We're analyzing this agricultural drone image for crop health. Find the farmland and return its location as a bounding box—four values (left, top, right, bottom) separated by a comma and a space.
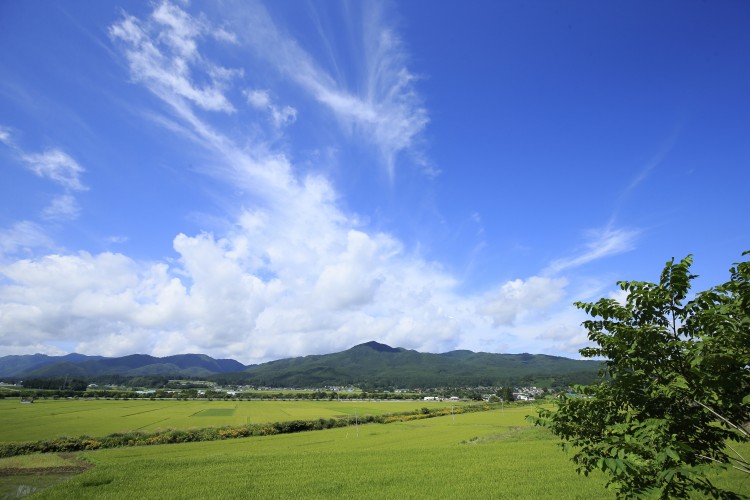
3, 402, 616, 499
1, 400, 747, 499
0, 399, 462, 443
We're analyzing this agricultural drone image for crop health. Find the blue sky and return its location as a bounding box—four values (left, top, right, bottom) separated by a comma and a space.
1, 1, 748, 364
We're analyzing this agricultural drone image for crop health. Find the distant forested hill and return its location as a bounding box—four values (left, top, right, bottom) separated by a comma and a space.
224, 341, 601, 388
1, 341, 601, 388
0, 353, 244, 378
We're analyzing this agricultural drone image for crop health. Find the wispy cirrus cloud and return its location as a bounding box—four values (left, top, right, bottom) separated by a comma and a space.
545, 226, 639, 275
0, 221, 54, 257
109, 1, 241, 113
0, 1, 457, 362
41, 194, 81, 221
609, 124, 683, 226
0, 129, 87, 225
229, 1, 429, 178
0, 1, 604, 363
0, 3, 455, 362
21, 149, 87, 192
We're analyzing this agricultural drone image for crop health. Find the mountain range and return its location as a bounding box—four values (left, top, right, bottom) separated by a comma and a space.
0, 341, 602, 388
0, 353, 244, 379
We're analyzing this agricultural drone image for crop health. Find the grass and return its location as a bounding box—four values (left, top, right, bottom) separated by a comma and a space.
190, 408, 236, 417
34, 408, 618, 499
3, 400, 747, 499
0, 398, 462, 442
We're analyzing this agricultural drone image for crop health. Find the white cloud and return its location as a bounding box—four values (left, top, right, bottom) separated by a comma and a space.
151, 0, 202, 60
42, 194, 81, 221
0, 128, 10, 145
245, 89, 270, 108
479, 276, 567, 326
244, 88, 297, 128
109, 2, 240, 113
313, 230, 382, 310
545, 227, 639, 275
231, 1, 428, 178
21, 149, 86, 191
213, 27, 238, 45
608, 287, 629, 305
524, 308, 592, 355
0, 221, 54, 257
0, 211, 597, 362
3, 133, 88, 234
0, 213, 472, 361
74, 329, 155, 358
0, 2, 599, 363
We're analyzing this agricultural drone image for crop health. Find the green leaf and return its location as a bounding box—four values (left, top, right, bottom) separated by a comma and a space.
539, 251, 750, 498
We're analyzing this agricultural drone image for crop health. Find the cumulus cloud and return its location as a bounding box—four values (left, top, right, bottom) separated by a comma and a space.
479, 276, 567, 326
0, 216, 594, 362
0, 211, 478, 362
524, 308, 592, 354
608, 287, 629, 305
0, 2, 597, 363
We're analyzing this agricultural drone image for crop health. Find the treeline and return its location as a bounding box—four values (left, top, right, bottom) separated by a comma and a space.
0, 375, 173, 390
207, 372, 597, 391
0, 403, 499, 458
21, 378, 88, 391
1, 371, 590, 394
1, 387, 535, 401
1, 389, 445, 401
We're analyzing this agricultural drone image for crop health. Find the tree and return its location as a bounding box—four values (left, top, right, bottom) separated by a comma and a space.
497, 386, 515, 402
532, 253, 750, 498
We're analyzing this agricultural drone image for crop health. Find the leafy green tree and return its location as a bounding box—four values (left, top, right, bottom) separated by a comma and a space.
497, 386, 515, 402
532, 253, 750, 498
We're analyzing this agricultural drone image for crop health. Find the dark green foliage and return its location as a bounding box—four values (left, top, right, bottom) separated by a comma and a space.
0, 353, 105, 377
22, 378, 88, 391
496, 387, 515, 401
0, 354, 245, 379
235, 342, 601, 388
532, 253, 750, 498
2, 343, 600, 389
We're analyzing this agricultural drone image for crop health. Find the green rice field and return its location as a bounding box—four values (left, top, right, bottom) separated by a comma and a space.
8, 406, 618, 499
1, 400, 747, 499
0, 399, 459, 442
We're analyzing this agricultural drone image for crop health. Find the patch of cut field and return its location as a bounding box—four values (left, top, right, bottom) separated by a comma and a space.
0, 453, 91, 499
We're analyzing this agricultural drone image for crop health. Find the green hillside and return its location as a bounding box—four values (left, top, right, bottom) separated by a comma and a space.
2, 342, 602, 388
233, 341, 601, 388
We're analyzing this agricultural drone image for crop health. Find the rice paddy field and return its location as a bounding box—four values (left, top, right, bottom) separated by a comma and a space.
0, 398, 457, 442
1, 400, 748, 499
